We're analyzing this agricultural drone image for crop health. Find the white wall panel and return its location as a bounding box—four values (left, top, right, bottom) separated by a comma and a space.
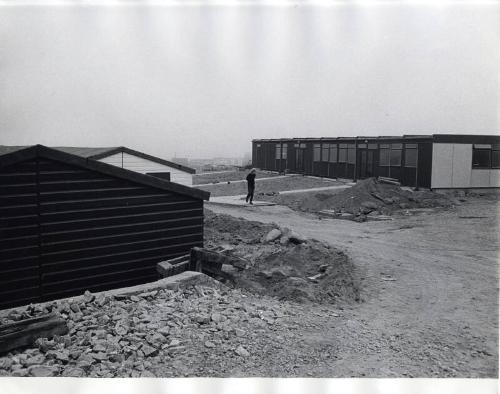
431, 144, 453, 188
98, 152, 193, 186
451, 144, 472, 187
490, 170, 500, 187
470, 169, 490, 187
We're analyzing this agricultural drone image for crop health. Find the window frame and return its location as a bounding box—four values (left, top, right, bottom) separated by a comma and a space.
404, 144, 418, 168
313, 143, 321, 162
472, 144, 500, 169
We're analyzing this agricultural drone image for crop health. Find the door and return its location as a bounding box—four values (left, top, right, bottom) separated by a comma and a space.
358, 150, 375, 179
295, 149, 305, 173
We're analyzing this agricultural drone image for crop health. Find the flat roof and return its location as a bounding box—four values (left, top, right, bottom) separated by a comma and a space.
253, 134, 499, 143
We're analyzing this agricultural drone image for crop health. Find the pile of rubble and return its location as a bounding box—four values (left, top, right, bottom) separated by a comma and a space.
0, 285, 300, 377
266, 178, 456, 221
204, 210, 360, 303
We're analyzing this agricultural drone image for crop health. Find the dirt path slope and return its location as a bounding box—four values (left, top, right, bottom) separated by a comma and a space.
206, 198, 499, 377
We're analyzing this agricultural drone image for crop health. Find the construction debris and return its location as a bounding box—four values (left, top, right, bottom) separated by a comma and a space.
0, 314, 68, 355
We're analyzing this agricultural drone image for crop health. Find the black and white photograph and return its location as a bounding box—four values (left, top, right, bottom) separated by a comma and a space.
0, 0, 498, 392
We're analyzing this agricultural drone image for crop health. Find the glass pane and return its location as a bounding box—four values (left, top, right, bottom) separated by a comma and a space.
391, 143, 403, 149
380, 144, 390, 149
405, 143, 417, 149
492, 150, 500, 168
368, 144, 378, 149
405, 148, 417, 167
322, 147, 329, 162
282, 146, 287, 159
474, 144, 492, 149
338, 148, 347, 163
347, 148, 356, 164
358, 144, 367, 148
339, 143, 348, 148
329, 146, 337, 162
380, 149, 390, 166
390, 149, 402, 166
313, 145, 321, 162
472, 149, 491, 167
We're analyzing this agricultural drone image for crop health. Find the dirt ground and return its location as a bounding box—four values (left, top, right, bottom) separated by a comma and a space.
197, 174, 342, 197
261, 177, 456, 218
207, 196, 499, 377
193, 170, 280, 185
0, 197, 497, 378
204, 210, 361, 304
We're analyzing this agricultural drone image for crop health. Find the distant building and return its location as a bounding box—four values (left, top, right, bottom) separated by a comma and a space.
252, 134, 500, 189
54, 146, 196, 186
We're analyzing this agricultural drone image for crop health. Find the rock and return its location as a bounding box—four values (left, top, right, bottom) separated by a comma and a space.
157, 327, 170, 336
257, 270, 272, 279
264, 229, 282, 243
0, 357, 14, 370
69, 350, 82, 360
279, 236, 290, 245
62, 367, 85, 377
235, 345, 250, 357
383, 198, 394, 205
211, 313, 223, 323
11, 368, 29, 377
28, 365, 58, 377
169, 339, 181, 347
204, 341, 215, 348
231, 257, 248, 270
70, 303, 81, 314
84, 290, 95, 303
97, 315, 110, 325
195, 314, 210, 324
91, 352, 108, 361
148, 333, 167, 345
288, 231, 306, 244
399, 203, 410, 209
141, 344, 158, 357
114, 325, 128, 336
360, 201, 378, 211
54, 350, 70, 362
233, 328, 245, 337
141, 371, 156, 377
93, 343, 107, 352
130, 295, 141, 302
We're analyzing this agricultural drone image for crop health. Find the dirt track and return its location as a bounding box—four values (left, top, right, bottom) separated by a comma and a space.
207, 197, 499, 377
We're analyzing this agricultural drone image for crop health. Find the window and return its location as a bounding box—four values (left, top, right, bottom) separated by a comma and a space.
390, 144, 402, 166
380, 143, 403, 166
404, 144, 418, 168
313, 144, 321, 162
338, 144, 347, 163
282, 145, 287, 160
321, 144, 329, 162
358, 143, 367, 149
275, 144, 281, 159
329, 144, 337, 162
380, 145, 390, 166
368, 143, 378, 149
472, 144, 500, 168
472, 144, 492, 168
347, 144, 356, 164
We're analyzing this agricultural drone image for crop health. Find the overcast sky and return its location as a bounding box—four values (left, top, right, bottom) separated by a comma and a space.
0, 1, 498, 160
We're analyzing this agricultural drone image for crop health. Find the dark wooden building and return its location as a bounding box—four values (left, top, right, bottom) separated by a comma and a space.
252, 134, 500, 189
0, 145, 209, 310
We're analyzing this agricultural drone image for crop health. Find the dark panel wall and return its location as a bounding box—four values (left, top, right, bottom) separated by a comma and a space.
0, 158, 204, 309
0, 161, 41, 309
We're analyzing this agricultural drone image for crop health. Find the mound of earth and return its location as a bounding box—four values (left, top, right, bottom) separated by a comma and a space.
204, 210, 360, 304
267, 178, 455, 218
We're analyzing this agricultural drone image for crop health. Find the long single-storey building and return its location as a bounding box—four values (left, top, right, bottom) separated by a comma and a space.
54, 146, 196, 186
252, 134, 500, 189
0, 145, 209, 310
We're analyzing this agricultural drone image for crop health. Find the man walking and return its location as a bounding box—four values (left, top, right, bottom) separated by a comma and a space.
245, 168, 256, 204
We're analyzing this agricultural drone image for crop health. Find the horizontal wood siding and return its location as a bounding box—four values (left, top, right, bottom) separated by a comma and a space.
0, 161, 41, 309
0, 158, 204, 309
